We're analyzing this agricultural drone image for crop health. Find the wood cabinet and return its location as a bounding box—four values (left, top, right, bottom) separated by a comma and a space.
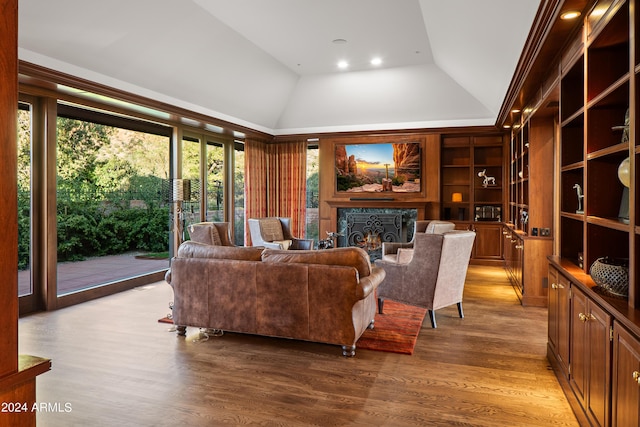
612, 322, 640, 426
504, 0, 640, 424
570, 286, 612, 427
441, 133, 505, 264
502, 224, 551, 306
557, 0, 638, 307
470, 222, 502, 260
548, 265, 571, 378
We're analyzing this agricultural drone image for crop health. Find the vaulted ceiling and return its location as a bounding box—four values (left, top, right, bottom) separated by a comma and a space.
18, 0, 540, 135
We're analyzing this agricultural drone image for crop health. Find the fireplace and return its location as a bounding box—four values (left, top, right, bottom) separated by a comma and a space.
337, 208, 417, 260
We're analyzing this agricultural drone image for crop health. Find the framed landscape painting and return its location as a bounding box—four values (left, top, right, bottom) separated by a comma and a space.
335, 142, 421, 193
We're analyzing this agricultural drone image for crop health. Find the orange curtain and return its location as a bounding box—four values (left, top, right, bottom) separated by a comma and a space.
267, 140, 307, 238
244, 138, 307, 244
244, 138, 269, 245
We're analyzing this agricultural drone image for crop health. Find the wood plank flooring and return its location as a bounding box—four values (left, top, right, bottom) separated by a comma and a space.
18, 265, 578, 426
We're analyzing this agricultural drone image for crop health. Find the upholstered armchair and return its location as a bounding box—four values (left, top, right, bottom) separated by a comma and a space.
248, 217, 314, 250
187, 222, 235, 246
374, 230, 475, 328
380, 220, 456, 262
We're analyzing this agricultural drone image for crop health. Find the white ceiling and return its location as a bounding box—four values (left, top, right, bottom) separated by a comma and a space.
18, 0, 540, 135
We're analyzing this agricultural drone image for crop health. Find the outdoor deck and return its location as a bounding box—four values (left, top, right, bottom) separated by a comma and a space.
18, 254, 169, 297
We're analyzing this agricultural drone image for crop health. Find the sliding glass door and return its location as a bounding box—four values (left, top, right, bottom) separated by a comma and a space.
17, 101, 34, 308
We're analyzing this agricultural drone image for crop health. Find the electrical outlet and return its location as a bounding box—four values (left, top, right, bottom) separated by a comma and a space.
540, 228, 550, 237
531, 228, 538, 236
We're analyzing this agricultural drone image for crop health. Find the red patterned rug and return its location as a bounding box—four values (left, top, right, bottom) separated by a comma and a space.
357, 300, 427, 355
159, 300, 426, 355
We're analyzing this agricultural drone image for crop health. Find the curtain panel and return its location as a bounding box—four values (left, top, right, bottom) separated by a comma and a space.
244, 138, 269, 245
267, 141, 307, 239
244, 139, 307, 244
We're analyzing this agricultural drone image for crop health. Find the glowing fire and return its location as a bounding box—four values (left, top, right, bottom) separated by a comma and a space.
358, 232, 381, 251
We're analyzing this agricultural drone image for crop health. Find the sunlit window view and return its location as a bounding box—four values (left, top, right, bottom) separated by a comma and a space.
17, 103, 32, 298
306, 145, 319, 244
234, 142, 245, 246
55, 113, 171, 296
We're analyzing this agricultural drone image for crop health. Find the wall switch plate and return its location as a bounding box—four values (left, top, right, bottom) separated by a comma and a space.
540, 228, 550, 236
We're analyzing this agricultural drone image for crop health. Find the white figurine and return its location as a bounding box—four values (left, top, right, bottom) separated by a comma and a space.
478, 169, 496, 188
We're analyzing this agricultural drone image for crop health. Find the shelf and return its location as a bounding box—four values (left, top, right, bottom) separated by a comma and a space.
586, 215, 631, 232
441, 133, 504, 234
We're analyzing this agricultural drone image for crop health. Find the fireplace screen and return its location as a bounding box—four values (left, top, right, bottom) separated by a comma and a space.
337, 209, 417, 260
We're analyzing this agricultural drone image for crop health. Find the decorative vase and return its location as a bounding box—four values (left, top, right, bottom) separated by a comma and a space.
589, 257, 629, 298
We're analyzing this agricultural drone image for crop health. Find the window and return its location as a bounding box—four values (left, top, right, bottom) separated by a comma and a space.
306, 144, 319, 243
56, 104, 171, 296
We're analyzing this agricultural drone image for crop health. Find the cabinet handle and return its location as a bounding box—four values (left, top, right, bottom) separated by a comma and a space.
557, 283, 564, 289
551, 283, 557, 289
578, 313, 588, 322
588, 313, 596, 321
633, 371, 640, 381
511, 239, 517, 243
515, 244, 523, 249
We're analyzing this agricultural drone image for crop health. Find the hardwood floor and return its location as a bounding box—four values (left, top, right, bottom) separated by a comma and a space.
18, 265, 578, 426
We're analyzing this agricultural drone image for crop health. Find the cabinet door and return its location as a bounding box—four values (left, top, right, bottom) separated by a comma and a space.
548, 267, 570, 378
556, 273, 571, 377
612, 323, 640, 427
570, 287, 612, 427
472, 223, 502, 259
586, 301, 611, 427
548, 267, 559, 352
571, 288, 589, 405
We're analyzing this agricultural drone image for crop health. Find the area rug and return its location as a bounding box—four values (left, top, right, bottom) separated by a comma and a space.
158, 301, 426, 355
158, 316, 173, 324
357, 300, 427, 355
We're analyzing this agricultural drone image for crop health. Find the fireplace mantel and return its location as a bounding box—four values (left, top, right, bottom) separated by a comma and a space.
323, 199, 437, 243
326, 199, 433, 210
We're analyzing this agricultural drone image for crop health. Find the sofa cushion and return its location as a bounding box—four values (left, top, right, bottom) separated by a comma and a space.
258, 217, 284, 242
261, 246, 371, 277
188, 222, 222, 245
177, 241, 263, 261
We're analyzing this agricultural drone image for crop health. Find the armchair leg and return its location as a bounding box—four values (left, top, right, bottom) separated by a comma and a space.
342, 345, 356, 357
377, 297, 384, 314
457, 302, 464, 319
428, 310, 436, 328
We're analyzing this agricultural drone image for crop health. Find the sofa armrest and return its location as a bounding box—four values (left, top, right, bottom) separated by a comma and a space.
291, 238, 314, 250
356, 266, 386, 299
382, 241, 412, 256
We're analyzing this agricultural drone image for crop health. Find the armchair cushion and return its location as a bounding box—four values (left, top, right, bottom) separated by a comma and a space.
188, 222, 234, 246
396, 248, 414, 264
259, 217, 284, 242
272, 240, 292, 250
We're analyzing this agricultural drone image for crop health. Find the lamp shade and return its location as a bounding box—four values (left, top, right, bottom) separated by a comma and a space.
452, 192, 463, 202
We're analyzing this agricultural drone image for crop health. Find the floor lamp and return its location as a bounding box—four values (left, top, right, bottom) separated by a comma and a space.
171, 179, 191, 256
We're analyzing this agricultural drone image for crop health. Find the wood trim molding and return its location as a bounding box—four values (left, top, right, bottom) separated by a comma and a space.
497, 0, 594, 127
18, 61, 274, 141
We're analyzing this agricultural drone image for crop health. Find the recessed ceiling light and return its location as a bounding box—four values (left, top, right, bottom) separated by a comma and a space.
337, 60, 349, 70
332, 38, 347, 44
560, 10, 581, 20
371, 57, 382, 66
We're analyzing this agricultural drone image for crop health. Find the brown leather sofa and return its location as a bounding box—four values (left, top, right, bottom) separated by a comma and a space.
165, 241, 385, 356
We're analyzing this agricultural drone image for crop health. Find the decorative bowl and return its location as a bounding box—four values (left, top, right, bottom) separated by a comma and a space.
589, 257, 629, 298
